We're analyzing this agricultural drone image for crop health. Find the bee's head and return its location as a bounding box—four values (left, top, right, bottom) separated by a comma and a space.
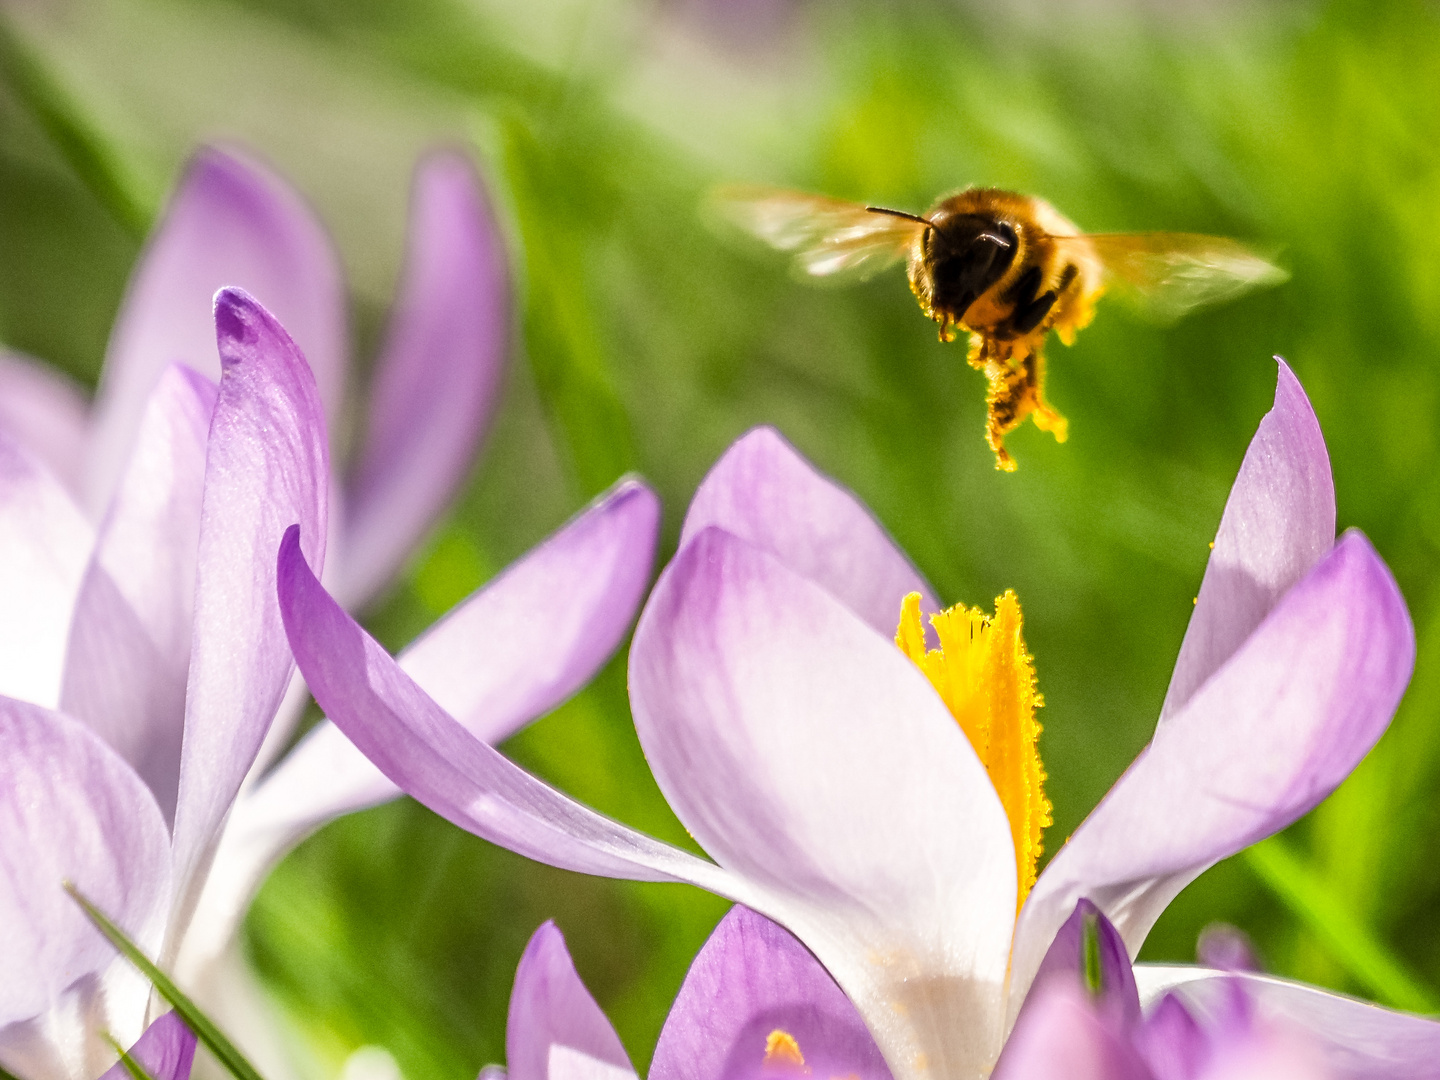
923, 213, 1019, 321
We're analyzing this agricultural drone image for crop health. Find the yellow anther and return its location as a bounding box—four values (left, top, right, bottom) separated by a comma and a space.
896, 591, 1052, 907
764, 1031, 807, 1072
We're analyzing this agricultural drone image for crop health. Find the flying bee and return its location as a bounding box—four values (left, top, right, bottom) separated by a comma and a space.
714, 185, 1286, 471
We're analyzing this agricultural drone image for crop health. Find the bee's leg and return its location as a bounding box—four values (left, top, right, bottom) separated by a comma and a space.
1025, 347, 1069, 444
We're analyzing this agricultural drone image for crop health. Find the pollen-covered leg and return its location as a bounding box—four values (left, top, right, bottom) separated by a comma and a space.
976, 341, 1068, 471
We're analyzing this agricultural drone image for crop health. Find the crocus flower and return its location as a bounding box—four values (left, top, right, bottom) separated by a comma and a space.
993, 901, 1334, 1080
493, 905, 891, 1080
278, 359, 1413, 1080
0, 292, 660, 1080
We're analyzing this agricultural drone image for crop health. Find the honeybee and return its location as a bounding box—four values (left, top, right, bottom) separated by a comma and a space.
715, 186, 1286, 471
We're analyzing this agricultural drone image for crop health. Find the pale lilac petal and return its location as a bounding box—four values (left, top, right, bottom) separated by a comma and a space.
630, 526, 1015, 1080
169, 290, 330, 915
181, 481, 659, 973
98, 1014, 197, 1080
0, 698, 171, 1027
1135, 995, 1209, 1080
61, 365, 216, 826
1155, 973, 1421, 1080
338, 151, 510, 608
506, 922, 631, 1080
86, 146, 346, 517
0, 432, 93, 707
0, 349, 90, 495
1021, 901, 1139, 1029
276, 526, 740, 893
1160, 360, 1334, 723
546, 1048, 636, 1080
1196, 926, 1261, 973
1012, 531, 1413, 1014
678, 427, 937, 636
651, 906, 890, 1080
990, 984, 1150, 1080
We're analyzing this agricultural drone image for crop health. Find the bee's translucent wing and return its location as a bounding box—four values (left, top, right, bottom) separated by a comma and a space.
1059, 232, 1287, 324
711, 185, 926, 282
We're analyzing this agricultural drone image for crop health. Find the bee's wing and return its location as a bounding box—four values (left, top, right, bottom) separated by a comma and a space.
711, 185, 926, 282
1058, 232, 1287, 324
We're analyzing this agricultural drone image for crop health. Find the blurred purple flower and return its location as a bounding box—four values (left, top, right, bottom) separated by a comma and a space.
0, 287, 660, 1080
492, 906, 892, 1080
0, 142, 507, 612
277, 360, 1414, 1080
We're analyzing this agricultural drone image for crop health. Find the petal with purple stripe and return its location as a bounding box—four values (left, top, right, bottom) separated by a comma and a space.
98, 1013, 198, 1080
169, 290, 329, 917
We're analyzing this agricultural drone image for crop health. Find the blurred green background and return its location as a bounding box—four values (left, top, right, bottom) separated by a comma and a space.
4, 0, 1440, 1074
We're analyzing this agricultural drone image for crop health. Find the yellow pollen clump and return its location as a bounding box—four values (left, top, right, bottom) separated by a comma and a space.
895, 590, 1052, 907
763, 1031, 808, 1072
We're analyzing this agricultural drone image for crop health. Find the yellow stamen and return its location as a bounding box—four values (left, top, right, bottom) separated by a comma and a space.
764, 1031, 807, 1072
895, 591, 1051, 907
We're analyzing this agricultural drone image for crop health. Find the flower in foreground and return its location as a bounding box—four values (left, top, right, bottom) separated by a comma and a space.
278, 360, 1413, 1080
494, 906, 890, 1080
0, 293, 659, 1080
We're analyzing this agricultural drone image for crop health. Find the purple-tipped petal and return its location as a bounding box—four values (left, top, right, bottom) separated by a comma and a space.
189, 480, 660, 965
85, 146, 346, 516
339, 151, 510, 608
630, 526, 1015, 1080
0, 349, 90, 496
507, 923, 631, 1080
61, 366, 216, 826
1161, 360, 1335, 723
0, 698, 171, 1027
991, 983, 1150, 1080
651, 906, 891, 1080
1020, 901, 1140, 1030
1134, 995, 1209, 1080
169, 290, 329, 911
276, 525, 740, 892
1196, 925, 1261, 974
679, 428, 938, 636
1161, 972, 1440, 1080
0, 431, 93, 707
1012, 531, 1414, 1014
99, 1014, 197, 1080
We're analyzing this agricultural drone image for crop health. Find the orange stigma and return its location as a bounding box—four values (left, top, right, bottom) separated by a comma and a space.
896, 590, 1051, 907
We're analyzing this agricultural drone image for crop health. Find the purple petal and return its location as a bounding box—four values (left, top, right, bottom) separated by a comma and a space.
1196, 925, 1261, 974
0, 698, 171, 1027
630, 526, 1015, 1080
0, 431, 93, 707
991, 983, 1150, 1080
99, 1014, 197, 1080
679, 427, 937, 636
0, 349, 90, 496
61, 365, 216, 826
506, 922, 631, 1080
1160, 360, 1335, 723
338, 151, 510, 608
1161, 972, 1440, 1080
85, 146, 346, 516
191, 480, 659, 961
1020, 900, 1140, 1029
169, 290, 330, 910
1134, 995, 1209, 1080
276, 525, 738, 891
651, 906, 891, 1080
1012, 531, 1414, 1014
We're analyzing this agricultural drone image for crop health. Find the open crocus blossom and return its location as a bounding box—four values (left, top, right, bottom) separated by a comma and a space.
0, 291, 660, 1080
494, 906, 892, 1080
278, 359, 1414, 1080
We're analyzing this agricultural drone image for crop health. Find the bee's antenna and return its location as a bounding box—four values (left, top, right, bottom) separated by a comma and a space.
866, 206, 933, 227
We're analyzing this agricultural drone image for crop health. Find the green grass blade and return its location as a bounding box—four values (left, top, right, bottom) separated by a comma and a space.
1245, 836, 1440, 1013
0, 1061, 26, 1080
65, 884, 268, 1080
104, 1033, 161, 1080
0, 15, 153, 238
